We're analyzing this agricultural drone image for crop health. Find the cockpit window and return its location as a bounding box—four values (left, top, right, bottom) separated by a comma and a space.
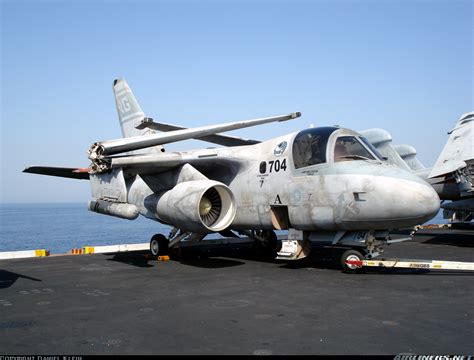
359, 137, 385, 161
334, 136, 376, 162
292, 127, 338, 169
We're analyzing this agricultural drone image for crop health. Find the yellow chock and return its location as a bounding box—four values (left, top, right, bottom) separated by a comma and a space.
83, 246, 95, 254
35, 249, 48, 257
157, 255, 170, 261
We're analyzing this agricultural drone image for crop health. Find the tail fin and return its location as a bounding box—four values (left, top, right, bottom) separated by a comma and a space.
113, 78, 165, 153
113, 78, 153, 138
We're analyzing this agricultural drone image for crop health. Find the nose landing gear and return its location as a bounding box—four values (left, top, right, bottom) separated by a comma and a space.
340, 249, 365, 273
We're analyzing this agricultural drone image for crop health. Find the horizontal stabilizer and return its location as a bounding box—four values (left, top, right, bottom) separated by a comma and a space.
23, 166, 90, 180
89, 112, 301, 159
135, 118, 260, 147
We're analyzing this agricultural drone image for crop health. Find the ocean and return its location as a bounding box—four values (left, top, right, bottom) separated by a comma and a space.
0, 203, 447, 254
0, 203, 171, 254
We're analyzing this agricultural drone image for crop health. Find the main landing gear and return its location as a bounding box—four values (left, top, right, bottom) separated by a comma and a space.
149, 228, 202, 259
149, 234, 169, 257
239, 229, 280, 258
255, 230, 279, 256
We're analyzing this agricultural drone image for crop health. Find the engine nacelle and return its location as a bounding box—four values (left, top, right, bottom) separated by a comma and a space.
154, 180, 236, 233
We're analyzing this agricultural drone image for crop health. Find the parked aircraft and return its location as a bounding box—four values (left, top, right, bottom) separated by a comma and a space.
24, 79, 440, 270
361, 112, 473, 225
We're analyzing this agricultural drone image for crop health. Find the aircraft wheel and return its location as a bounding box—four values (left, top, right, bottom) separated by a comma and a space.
150, 234, 168, 257
259, 230, 278, 250
340, 249, 364, 273
255, 230, 279, 257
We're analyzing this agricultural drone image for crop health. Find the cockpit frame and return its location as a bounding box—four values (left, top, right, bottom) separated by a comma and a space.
290, 126, 383, 173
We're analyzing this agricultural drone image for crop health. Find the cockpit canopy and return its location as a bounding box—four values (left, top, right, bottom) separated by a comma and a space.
292, 127, 383, 169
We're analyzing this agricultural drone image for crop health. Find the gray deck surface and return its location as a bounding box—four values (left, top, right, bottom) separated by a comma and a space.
0, 228, 473, 355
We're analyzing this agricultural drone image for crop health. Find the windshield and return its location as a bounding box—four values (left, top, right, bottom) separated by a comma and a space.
359, 137, 385, 160
292, 127, 338, 169
334, 136, 376, 162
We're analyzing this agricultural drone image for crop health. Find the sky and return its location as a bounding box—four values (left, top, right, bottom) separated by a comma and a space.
1, 0, 472, 203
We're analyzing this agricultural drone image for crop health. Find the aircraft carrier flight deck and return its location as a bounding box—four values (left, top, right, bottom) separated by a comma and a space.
0, 228, 473, 355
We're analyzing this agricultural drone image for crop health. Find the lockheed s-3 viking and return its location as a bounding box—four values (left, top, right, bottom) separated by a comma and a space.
24, 79, 440, 271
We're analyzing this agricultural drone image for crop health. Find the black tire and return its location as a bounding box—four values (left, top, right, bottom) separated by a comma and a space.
260, 230, 278, 250
340, 249, 364, 273
150, 234, 168, 257
255, 230, 279, 257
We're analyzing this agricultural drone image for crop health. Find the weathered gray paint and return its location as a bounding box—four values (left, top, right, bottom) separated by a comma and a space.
108, 126, 439, 233
24, 78, 444, 253
430, 111, 473, 179
88, 112, 300, 159
136, 118, 260, 147
361, 114, 473, 223
359, 128, 412, 171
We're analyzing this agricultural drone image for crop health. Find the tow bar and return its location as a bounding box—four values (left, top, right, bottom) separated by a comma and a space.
345, 258, 474, 271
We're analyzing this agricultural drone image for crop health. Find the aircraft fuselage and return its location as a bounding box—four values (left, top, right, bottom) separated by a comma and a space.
127, 127, 440, 232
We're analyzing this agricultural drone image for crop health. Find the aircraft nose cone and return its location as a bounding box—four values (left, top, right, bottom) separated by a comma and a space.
354, 169, 441, 229
397, 179, 440, 224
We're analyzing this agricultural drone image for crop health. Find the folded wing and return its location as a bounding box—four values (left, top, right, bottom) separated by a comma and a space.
135, 118, 260, 147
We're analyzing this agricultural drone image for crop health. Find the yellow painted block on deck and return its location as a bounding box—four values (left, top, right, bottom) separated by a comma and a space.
84, 247, 95, 254
35, 249, 48, 257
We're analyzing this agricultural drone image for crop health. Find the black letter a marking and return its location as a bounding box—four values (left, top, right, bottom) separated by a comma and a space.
274, 195, 282, 205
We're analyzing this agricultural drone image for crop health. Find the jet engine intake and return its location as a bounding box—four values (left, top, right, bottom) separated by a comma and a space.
155, 180, 236, 233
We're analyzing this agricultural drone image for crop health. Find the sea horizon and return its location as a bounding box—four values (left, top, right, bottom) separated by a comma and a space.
0, 203, 171, 253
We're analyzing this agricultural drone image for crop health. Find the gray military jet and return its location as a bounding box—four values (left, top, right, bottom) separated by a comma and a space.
361, 112, 473, 225
24, 79, 440, 270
